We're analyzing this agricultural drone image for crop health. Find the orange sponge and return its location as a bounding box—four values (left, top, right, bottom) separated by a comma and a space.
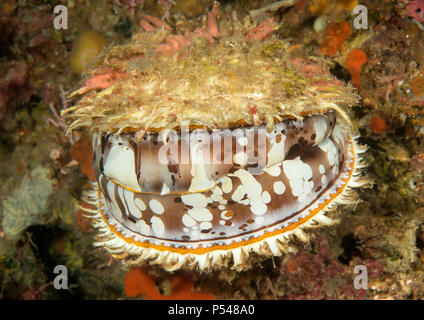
345, 48, 367, 89
319, 21, 351, 57
124, 267, 215, 300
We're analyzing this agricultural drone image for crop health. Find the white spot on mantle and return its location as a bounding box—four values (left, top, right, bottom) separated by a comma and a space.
150, 216, 164, 236
149, 199, 164, 214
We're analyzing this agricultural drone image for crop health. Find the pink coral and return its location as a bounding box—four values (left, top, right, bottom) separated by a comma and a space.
145, 5, 220, 57
405, 0, 424, 24
73, 71, 128, 95
141, 14, 172, 31
245, 18, 279, 41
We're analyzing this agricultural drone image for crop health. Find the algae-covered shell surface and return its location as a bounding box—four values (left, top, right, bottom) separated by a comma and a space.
63, 7, 366, 271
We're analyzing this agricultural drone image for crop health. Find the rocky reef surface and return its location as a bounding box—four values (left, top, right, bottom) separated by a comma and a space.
0, 0, 423, 299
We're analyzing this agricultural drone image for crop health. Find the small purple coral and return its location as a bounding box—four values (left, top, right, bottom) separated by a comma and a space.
406, 0, 424, 24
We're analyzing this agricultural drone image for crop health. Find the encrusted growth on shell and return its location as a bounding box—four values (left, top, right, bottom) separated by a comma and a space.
63, 13, 358, 134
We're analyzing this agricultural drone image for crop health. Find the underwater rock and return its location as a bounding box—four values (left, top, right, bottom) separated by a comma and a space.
1, 166, 54, 240
0, 60, 29, 122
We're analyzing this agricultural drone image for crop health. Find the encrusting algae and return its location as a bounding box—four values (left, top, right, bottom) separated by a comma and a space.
62, 2, 367, 272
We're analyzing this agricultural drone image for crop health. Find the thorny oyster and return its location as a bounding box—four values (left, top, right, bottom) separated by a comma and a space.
63, 5, 367, 272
